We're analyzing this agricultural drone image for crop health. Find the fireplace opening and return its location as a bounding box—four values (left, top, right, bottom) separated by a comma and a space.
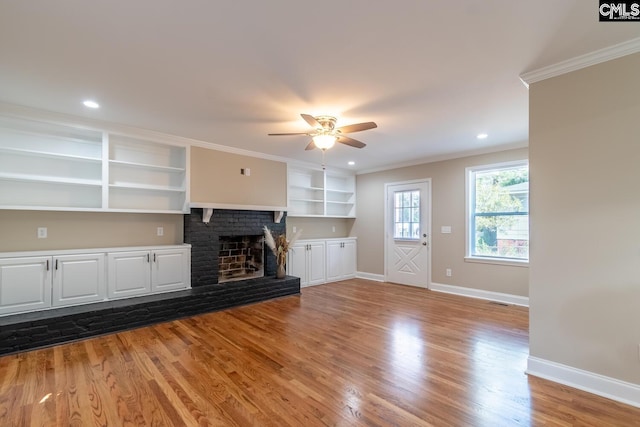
218, 235, 264, 283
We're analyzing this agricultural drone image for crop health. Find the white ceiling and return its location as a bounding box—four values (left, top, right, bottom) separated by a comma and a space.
1, 1, 639, 172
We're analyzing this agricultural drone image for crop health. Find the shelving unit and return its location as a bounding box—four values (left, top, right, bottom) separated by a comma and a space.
108, 135, 188, 212
0, 115, 189, 213
287, 166, 326, 216
287, 165, 356, 217
0, 116, 103, 210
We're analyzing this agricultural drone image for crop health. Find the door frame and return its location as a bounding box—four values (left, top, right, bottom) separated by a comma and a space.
384, 178, 432, 288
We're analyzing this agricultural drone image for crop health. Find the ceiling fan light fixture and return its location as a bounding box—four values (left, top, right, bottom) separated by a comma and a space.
312, 134, 337, 150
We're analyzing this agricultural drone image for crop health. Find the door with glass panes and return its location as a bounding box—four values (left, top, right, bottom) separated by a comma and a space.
385, 180, 430, 287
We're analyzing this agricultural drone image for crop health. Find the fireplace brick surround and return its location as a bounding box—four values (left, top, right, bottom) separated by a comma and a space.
184, 208, 286, 287
0, 209, 299, 355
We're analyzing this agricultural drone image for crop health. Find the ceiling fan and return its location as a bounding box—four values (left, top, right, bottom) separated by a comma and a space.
268, 114, 377, 151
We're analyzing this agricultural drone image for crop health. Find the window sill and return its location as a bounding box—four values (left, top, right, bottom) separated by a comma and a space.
464, 256, 529, 268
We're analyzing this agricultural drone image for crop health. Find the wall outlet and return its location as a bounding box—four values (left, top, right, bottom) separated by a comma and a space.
292, 226, 297, 233
37, 227, 47, 239
446, 268, 452, 277
157, 227, 164, 236
332, 226, 336, 233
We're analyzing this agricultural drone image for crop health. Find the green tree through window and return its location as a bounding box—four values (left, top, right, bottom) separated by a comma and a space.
469, 163, 529, 260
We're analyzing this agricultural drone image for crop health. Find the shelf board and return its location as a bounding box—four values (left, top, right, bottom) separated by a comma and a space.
105, 207, 189, 214
290, 184, 324, 191
0, 146, 102, 163
0, 172, 102, 187
289, 198, 324, 203
326, 201, 355, 205
109, 183, 185, 192
109, 159, 185, 173
326, 188, 354, 194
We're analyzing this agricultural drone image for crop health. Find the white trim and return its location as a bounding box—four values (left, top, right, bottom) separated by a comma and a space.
189, 202, 288, 211
520, 37, 640, 87
356, 272, 385, 282
465, 159, 529, 262
527, 356, 640, 409
430, 282, 529, 307
464, 256, 529, 268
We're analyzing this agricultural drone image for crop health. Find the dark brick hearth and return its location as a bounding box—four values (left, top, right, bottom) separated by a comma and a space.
0, 276, 300, 356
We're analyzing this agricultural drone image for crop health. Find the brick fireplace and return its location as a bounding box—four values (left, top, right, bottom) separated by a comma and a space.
184, 208, 286, 287
1, 208, 299, 356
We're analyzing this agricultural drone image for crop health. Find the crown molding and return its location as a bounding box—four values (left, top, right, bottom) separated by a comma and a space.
520, 37, 640, 87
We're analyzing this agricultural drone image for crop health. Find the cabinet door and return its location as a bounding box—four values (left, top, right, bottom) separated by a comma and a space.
342, 240, 357, 279
287, 243, 308, 286
107, 251, 151, 299
151, 249, 189, 292
0, 257, 51, 315
52, 254, 106, 307
325, 241, 343, 282
307, 241, 326, 286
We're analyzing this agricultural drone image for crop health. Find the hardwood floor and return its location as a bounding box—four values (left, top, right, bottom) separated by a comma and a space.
1, 279, 639, 426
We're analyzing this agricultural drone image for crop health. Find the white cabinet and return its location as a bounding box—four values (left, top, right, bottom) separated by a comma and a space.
287, 165, 355, 218
52, 254, 106, 307
326, 239, 357, 282
151, 248, 190, 292
107, 251, 152, 299
0, 253, 107, 315
0, 257, 51, 316
288, 241, 326, 287
108, 247, 189, 299
0, 113, 189, 214
0, 245, 191, 316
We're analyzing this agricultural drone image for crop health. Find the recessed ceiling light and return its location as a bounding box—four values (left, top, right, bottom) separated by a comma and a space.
348, 161, 355, 166
83, 100, 100, 109
477, 133, 488, 140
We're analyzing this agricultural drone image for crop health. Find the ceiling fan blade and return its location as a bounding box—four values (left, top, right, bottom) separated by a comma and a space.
337, 135, 366, 149
305, 140, 316, 151
301, 114, 321, 128
336, 121, 377, 134
268, 132, 310, 136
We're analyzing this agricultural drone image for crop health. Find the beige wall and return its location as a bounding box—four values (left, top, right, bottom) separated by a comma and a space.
286, 217, 354, 240
353, 148, 529, 296
190, 146, 287, 208
529, 53, 640, 384
0, 210, 183, 252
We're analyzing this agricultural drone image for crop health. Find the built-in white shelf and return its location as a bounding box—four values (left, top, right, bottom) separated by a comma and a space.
287, 165, 356, 217
0, 114, 190, 213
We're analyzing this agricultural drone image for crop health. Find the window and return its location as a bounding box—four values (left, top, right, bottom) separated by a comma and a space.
394, 190, 420, 239
467, 161, 529, 262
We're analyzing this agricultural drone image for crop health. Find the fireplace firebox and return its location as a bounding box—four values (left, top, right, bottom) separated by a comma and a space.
218, 235, 264, 283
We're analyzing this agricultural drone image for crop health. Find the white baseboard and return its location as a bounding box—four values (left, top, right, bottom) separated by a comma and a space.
429, 282, 529, 307
355, 272, 385, 282
527, 356, 640, 409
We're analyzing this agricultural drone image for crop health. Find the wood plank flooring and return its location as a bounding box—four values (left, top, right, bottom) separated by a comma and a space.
1, 279, 640, 426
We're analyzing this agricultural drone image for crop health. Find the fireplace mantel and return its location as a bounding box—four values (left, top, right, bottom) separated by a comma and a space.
190, 202, 286, 224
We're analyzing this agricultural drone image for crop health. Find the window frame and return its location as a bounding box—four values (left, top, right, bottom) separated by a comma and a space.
465, 160, 529, 267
